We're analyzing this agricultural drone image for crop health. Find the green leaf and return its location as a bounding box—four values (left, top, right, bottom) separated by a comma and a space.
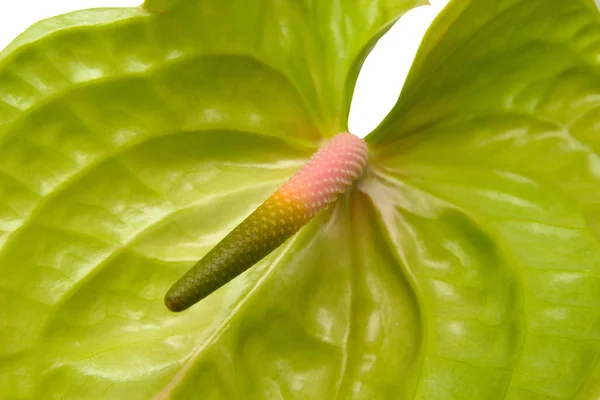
4, 0, 600, 398
0, 0, 425, 399
367, 0, 600, 398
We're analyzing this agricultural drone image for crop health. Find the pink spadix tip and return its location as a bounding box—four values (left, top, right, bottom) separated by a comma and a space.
165, 133, 368, 312
276, 132, 369, 215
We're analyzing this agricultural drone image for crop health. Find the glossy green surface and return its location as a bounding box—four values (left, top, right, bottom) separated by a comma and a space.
0, 0, 599, 399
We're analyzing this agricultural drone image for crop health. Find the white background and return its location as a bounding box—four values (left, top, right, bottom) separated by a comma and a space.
0, 0, 449, 137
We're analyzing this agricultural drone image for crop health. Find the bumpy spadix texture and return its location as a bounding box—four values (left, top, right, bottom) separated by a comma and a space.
165, 133, 368, 311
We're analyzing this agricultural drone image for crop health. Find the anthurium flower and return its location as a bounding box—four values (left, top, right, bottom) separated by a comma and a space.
1, 0, 600, 399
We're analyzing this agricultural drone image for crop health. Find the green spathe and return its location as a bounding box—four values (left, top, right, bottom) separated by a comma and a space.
0, 0, 599, 399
